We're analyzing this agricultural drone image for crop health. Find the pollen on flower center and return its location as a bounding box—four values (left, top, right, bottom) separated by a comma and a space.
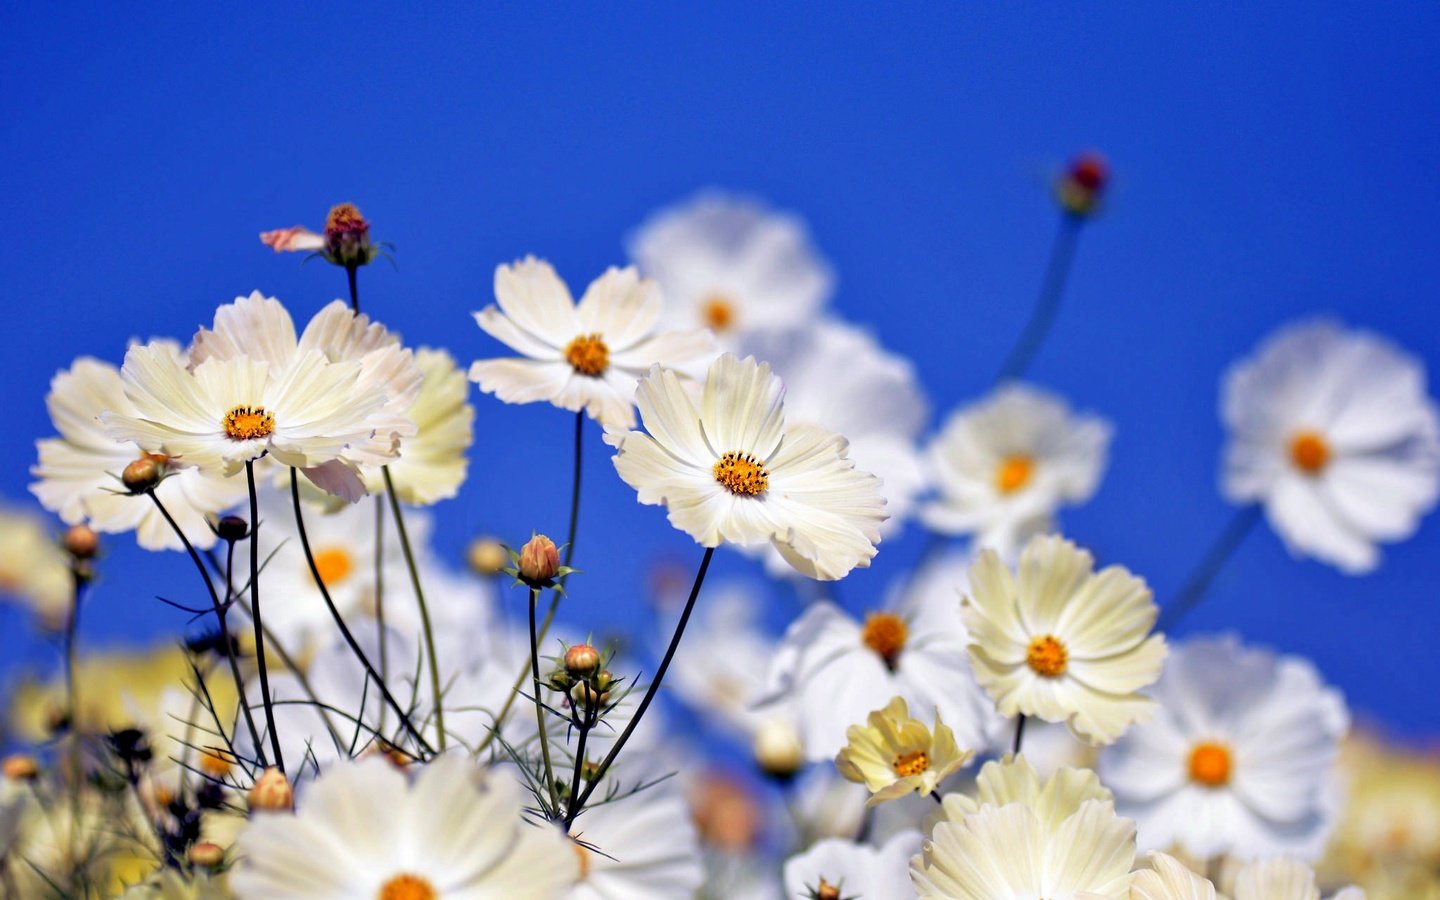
312, 547, 354, 587
1026, 634, 1068, 678
862, 612, 908, 669
1289, 430, 1331, 474
713, 451, 769, 496
222, 405, 275, 441
702, 295, 736, 331
1188, 741, 1233, 787
377, 873, 436, 900
564, 334, 610, 377
995, 454, 1035, 494
892, 749, 930, 777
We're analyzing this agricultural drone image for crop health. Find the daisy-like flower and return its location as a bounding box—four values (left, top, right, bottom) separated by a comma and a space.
230, 755, 577, 899
259, 202, 381, 268
963, 534, 1167, 745
0, 505, 72, 628
469, 257, 714, 429
362, 348, 474, 504
610, 353, 886, 580
32, 350, 245, 551
1098, 636, 1347, 861
835, 696, 973, 805
1130, 851, 1216, 900
921, 383, 1112, 559
567, 764, 704, 900
931, 754, 1112, 833
627, 191, 834, 344
1221, 319, 1440, 574
1324, 732, 1440, 890
782, 831, 921, 900
1227, 858, 1366, 900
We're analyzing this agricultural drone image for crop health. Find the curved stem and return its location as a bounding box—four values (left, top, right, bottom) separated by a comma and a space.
246, 461, 285, 773
995, 214, 1083, 383
565, 693, 595, 823
374, 495, 388, 731
528, 587, 559, 811
1011, 714, 1026, 756
474, 594, 559, 757
380, 466, 446, 750
567, 545, 714, 827
1157, 505, 1262, 633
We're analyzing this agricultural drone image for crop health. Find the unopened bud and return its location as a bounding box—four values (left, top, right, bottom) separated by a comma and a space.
517, 534, 561, 586
546, 668, 574, 693
62, 524, 99, 561
581, 758, 602, 782
1056, 151, 1109, 217
121, 456, 163, 493
467, 537, 507, 576
593, 669, 617, 693
564, 643, 602, 677
753, 718, 805, 779
187, 841, 225, 868
323, 202, 375, 268
570, 682, 610, 707
247, 767, 294, 813
2, 754, 39, 781
217, 515, 249, 542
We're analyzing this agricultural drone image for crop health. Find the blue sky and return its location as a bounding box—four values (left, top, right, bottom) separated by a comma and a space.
2, 4, 1438, 736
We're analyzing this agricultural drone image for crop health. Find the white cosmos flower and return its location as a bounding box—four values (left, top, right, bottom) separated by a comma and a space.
1221, 319, 1440, 574
963, 534, 1167, 746
230, 755, 577, 899
32, 350, 245, 551
1098, 636, 1348, 861
921, 383, 1111, 559
362, 347, 474, 505
566, 764, 704, 900
628, 191, 833, 346
1130, 851, 1217, 900
783, 831, 921, 900
468, 257, 714, 428
609, 353, 886, 580
1227, 857, 1365, 900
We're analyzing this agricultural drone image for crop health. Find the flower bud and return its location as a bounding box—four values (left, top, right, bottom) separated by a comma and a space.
546, 667, 574, 693
62, 524, 99, 561
467, 537, 507, 576
593, 669, 617, 693
217, 515, 249, 542
570, 682, 609, 707
753, 718, 805, 780
2, 754, 39, 781
1055, 151, 1109, 217
247, 767, 294, 813
814, 879, 842, 900
187, 841, 225, 868
517, 534, 561, 586
564, 643, 602, 677
121, 456, 163, 493
323, 203, 374, 268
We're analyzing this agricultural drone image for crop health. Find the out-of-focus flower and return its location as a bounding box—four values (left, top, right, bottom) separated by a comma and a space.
835, 696, 973, 804
921, 383, 1111, 559
688, 770, 764, 854
568, 765, 704, 900
120, 868, 231, 899
1055, 151, 1110, 217
1222, 319, 1440, 574
469, 257, 713, 429
363, 347, 473, 504
628, 191, 834, 346
231, 755, 577, 898
610, 353, 886, 580
0, 505, 72, 627
1225, 857, 1366, 900
1100, 636, 1348, 861
259, 202, 381, 269
258, 226, 324, 254
963, 534, 1165, 745
783, 831, 920, 900
1130, 851, 1217, 900
32, 350, 245, 550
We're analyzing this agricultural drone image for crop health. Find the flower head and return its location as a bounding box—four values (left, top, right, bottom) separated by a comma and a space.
259, 202, 380, 268
1056, 151, 1110, 216
835, 697, 973, 804
784, 832, 920, 900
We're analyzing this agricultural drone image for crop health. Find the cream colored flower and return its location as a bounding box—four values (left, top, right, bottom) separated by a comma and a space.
363, 347, 473, 504
1228, 858, 1366, 900
609, 353, 886, 580
469, 257, 713, 428
0, 505, 72, 627
836, 697, 973, 804
962, 534, 1166, 745
567, 761, 703, 899
783, 831, 920, 900
932, 753, 1111, 833
1130, 852, 1216, 900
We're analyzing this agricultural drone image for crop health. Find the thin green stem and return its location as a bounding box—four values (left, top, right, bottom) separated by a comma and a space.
564, 685, 597, 823
474, 594, 559, 757
346, 264, 359, 314
246, 461, 285, 773
1157, 505, 1262, 633
529, 586, 560, 812
995, 214, 1083, 383
380, 465, 446, 750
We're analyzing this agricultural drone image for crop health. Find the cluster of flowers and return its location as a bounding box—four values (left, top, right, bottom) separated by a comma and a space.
1, 157, 1438, 899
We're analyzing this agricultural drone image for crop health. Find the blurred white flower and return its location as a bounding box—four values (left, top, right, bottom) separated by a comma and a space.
469, 257, 713, 428
1228, 857, 1366, 900
921, 383, 1111, 559
1130, 851, 1217, 900
609, 353, 886, 580
567, 766, 704, 900
783, 831, 920, 900
1222, 319, 1440, 574
628, 192, 833, 346
1099, 636, 1348, 861
0, 506, 73, 627
364, 347, 474, 505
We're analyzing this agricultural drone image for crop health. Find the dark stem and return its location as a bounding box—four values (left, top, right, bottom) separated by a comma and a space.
246, 461, 285, 773
529, 587, 559, 812
563, 412, 583, 569
374, 495, 388, 729
995, 214, 1083, 383
1157, 505, 1262, 633
566, 545, 714, 827
565, 693, 596, 823
380, 466, 446, 750
1011, 714, 1026, 756
346, 264, 359, 314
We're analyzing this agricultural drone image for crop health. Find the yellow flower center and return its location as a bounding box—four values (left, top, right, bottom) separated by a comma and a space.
1289, 430, 1331, 474
994, 454, 1035, 494
862, 612, 908, 669
1026, 634, 1068, 678
222, 405, 275, 441
377, 874, 436, 900
702, 295, 736, 332
564, 334, 610, 377
816, 878, 842, 900
1188, 741, 1233, 787
892, 749, 930, 778
312, 547, 354, 587
713, 451, 769, 496
198, 749, 234, 779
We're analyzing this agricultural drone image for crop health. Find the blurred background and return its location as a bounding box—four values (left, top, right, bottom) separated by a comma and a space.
1, 3, 1438, 737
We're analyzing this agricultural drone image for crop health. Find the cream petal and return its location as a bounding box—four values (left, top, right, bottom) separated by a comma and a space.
493, 256, 581, 343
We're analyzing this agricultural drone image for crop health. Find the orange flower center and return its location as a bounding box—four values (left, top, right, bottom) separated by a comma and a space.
816, 880, 842, 900
377, 874, 436, 900
1289, 430, 1331, 474
1188, 741, 1233, 787
713, 451, 769, 496
1026, 634, 1068, 678
222, 405, 274, 441
312, 547, 354, 587
995, 454, 1035, 494
862, 612, 908, 669
703, 295, 736, 332
325, 202, 369, 236
198, 748, 234, 778
892, 749, 930, 778
564, 334, 610, 377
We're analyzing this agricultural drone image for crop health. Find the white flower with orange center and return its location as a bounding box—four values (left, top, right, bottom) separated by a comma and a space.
783, 831, 921, 900
1099, 636, 1348, 861
1222, 319, 1440, 574
627, 192, 834, 347
609, 353, 886, 580
468, 257, 713, 429
32, 348, 245, 551
835, 696, 974, 804
230, 755, 577, 899
566, 761, 703, 900
962, 534, 1167, 746
921, 383, 1112, 559
930, 754, 1112, 835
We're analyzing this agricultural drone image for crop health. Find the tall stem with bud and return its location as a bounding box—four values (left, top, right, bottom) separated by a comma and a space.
246, 460, 284, 773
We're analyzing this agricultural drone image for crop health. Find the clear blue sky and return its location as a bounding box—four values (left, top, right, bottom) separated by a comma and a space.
2, 4, 1438, 735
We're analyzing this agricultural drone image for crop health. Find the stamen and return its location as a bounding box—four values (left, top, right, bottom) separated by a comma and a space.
1289, 430, 1331, 474
564, 334, 610, 377
1187, 742, 1232, 787
861, 612, 908, 669
713, 451, 769, 496
1026, 634, 1068, 678
702, 296, 736, 331
892, 749, 930, 778
377, 873, 436, 900
312, 547, 354, 588
994, 454, 1035, 494
222, 405, 274, 441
